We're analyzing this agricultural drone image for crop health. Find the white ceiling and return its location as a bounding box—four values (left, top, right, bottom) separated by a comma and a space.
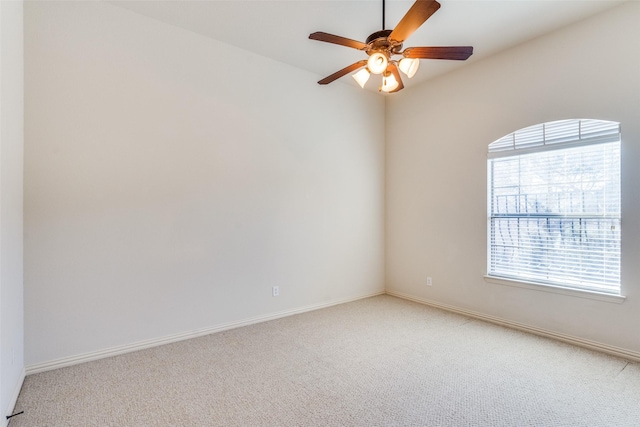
109, 0, 626, 92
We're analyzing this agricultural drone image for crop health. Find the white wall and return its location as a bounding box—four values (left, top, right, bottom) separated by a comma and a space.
24, 1, 385, 367
0, 0, 25, 421
386, 2, 640, 354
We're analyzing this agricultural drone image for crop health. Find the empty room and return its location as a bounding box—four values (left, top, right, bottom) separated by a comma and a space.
1, 0, 639, 425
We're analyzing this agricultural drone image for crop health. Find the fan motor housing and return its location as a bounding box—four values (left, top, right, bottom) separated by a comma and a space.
365, 29, 392, 44
366, 30, 402, 55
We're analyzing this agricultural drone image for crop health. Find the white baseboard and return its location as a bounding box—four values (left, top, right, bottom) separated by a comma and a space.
386, 289, 640, 363
26, 290, 385, 375
2, 367, 25, 427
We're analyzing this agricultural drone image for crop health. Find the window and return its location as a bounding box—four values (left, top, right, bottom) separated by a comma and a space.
487, 119, 621, 295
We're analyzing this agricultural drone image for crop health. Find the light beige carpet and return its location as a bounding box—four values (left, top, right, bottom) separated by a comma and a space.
11, 295, 640, 426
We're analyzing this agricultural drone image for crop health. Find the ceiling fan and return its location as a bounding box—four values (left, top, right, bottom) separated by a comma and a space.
309, 0, 473, 93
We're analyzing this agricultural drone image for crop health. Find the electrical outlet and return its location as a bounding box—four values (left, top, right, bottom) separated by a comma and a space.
272, 286, 280, 297
427, 277, 433, 286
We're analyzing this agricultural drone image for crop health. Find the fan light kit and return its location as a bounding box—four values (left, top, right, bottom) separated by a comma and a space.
309, 0, 473, 93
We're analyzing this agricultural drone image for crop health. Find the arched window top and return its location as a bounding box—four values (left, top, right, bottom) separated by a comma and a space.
488, 119, 620, 158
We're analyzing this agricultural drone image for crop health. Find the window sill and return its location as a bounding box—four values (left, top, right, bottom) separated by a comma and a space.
483, 275, 626, 304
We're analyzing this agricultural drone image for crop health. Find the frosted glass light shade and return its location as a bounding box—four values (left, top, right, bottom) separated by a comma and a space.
380, 72, 399, 93
367, 52, 388, 75
352, 68, 370, 88
398, 58, 420, 78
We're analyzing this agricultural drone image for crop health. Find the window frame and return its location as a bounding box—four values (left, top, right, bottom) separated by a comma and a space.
485, 119, 623, 301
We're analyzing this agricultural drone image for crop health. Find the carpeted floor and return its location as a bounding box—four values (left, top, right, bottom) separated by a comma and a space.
11, 295, 640, 426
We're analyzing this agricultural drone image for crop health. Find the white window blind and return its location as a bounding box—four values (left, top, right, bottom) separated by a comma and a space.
487, 119, 621, 295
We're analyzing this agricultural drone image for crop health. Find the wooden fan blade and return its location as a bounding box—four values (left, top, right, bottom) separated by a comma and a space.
403, 46, 473, 60
309, 32, 368, 50
318, 60, 368, 85
387, 63, 404, 93
389, 0, 441, 43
